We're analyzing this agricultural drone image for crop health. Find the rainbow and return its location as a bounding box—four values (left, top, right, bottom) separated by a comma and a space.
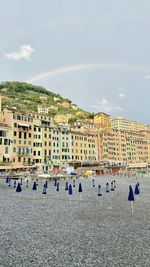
25, 62, 150, 83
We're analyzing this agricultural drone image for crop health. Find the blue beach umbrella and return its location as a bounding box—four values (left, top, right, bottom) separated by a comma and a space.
65, 182, 68, 190
56, 182, 59, 192
128, 185, 134, 201
128, 185, 134, 213
111, 181, 114, 191
42, 184, 47, 194
134, 184, 140, 195
16, 182, 22, 193
98, 185, 102, 196
32, 181, 37, 191
106, 183, 109, 193
14, 180, 16, 188
6, 176, 9, 183
68, 184, 73, 195
78, 183, 83, 193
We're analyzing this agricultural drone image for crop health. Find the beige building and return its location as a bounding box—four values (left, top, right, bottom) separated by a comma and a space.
111, 117, 147, 132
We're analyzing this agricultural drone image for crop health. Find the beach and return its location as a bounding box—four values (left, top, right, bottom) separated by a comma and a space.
0, 175, 150, 267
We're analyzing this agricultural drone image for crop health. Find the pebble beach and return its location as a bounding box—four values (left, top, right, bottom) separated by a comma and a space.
0, 175, 150, 267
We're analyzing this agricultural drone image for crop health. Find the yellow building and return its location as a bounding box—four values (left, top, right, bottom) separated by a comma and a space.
54, 114, 68, 124
111, 117, 147, 132
93, 112, 111, 128
70, 131, 97, 161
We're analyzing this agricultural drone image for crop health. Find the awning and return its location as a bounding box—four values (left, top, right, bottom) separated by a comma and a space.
18, 123, 29, 127
3, 154, 10, 158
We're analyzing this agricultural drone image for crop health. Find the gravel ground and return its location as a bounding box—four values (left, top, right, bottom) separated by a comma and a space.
0, 175, 150, 267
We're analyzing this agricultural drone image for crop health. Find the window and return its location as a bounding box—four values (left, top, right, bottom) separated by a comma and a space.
13, 147, 16, 152
14, 131, 17, 136
5, 147, 8, 154
19, 132, 22, 139
0, 131, 6, 137
18, 157, 21, 162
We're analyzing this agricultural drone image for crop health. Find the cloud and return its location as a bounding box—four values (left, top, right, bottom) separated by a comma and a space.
144, 75, 150, 79
117, 92, 126, 98
91, 97, 123, 114
5, 44, 34, 61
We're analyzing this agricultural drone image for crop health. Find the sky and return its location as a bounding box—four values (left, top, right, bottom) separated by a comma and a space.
0, 0, 150, 123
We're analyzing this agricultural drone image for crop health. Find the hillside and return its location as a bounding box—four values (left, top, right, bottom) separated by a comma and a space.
0, 81, 93, 122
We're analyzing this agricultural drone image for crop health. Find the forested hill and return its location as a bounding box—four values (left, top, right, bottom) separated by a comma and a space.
0, 81, 93, 121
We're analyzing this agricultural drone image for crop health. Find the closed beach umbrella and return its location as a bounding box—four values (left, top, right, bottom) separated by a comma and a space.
128, 185, 134, 213
16, 182, 22, 193
73, 179, 76, 187
68, 184, 73, 195
78, 182, 83, 193
42, 184, 47, 194
128, 185, 134, 201
45, 180, 48, 189
20, 178, 22, 186
114, 180, 116, 189
6, 176, 9, 183
92, 179, 95, 187
106, 183, 109, 193
56, 182, 59, 192
65, 182, 68, 190
134, 184, 140, 195
32, 181, 37, 191
98, 185, 102, 196
111, 181, 114, 191
36, 179, 38, 186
